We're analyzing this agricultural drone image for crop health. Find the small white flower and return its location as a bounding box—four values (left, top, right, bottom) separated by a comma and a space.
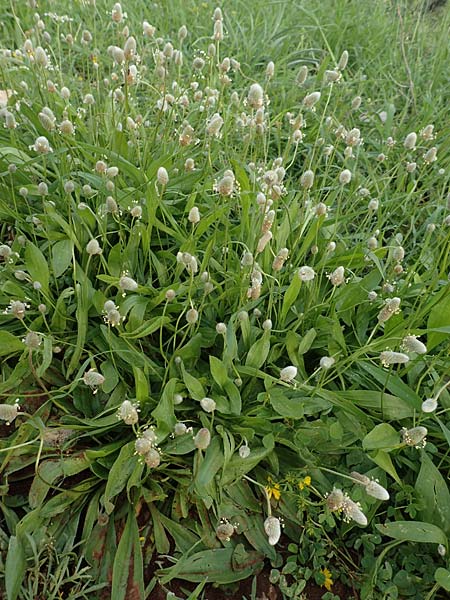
280, 365, 297, 383
86, 239, 102, 255
329, 266, 345, 286
298, 266, 315, 282
194, 427, 211, 450
31, 136, 52, 154
342, 497, 367, 526
117, 400, 139, 425
200, 397, 216, 413
380, 351, 410, 367
303, 91, 321, 108
320, 356, 335, 369
422, 397, 438, 413
339, 169, 352, 185
135, 437, 153, 455
144, 448, 161, 468
248, 83, 264, 109
264, 516, 281, 545
188, 206, 200, 224
83, 369, 105, 388
402, 335, 427, 354
157, 166, 169, 186
239, 444, 251, 458
402, 426, 427, 448
365, 480, 390, 501
119, 275, 138, 291
0, 400, 20, 424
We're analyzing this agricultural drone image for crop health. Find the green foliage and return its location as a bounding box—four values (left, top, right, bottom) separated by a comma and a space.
0, 0, 450, 598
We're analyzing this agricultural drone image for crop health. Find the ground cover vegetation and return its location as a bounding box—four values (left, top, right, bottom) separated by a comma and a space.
0, 0, 449, 598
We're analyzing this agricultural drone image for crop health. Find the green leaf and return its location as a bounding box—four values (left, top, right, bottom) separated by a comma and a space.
133, 366, 149, 403
359, 363, 421, 410
245, 330, 271, 369
152, 378, 177, 436
104, 442, 137, 514
221, 445, 274, 486
369, 450, 401, 485
111, 510, 144, 600
158, 547, 264, 584
427, 291, 450, 350
36, 335, 53, 378
195, 436, 224, 495
376, 521, 447, 546
210, 355, 228, 388
5, 535, 26, 600
415, 451, 450, 535
25, 242, 50, 294
52, 239, 73, 278
269, 388, 306, 418
435, 568, 450, 592
0, 332, 24, 357
120, 316, 170, 339
363, 423, 400, 451
280, 274, 301, 325
181, 365, 206, 400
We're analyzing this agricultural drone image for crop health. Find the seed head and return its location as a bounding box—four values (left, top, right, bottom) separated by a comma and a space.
326, 488, 345, 511
264, 516, 281, 546
339, 169, 352, 185
123, 36, 136, 60
402, 335, 427, 354
303, 91, 321, 109
86, 239, 102, 256
329, 266, 345, 286
194, 427, 211, 450
423, 147, 437, 164
135, 437, 153, 456
144, 448, 161, 468
216, 521, 235, 542
352, 96, 362, 110
380, 351, 409, 367
404, 132, 417, 150
24, 331, 42, 349
213, 19, 223, 41
402, 426, 427, 448
117, 400, 139, 425
420, 124, 435, 141
83, 369, 105, 388
188, 206, 200, 224
31, 136, 52, 154
422, 397, 438, 413
119, 275, 138, 291
239, 444, 251, 458
300, 169, 314, 189
200, 397, 216, 413
35, 46, 48, 67
280, 365, 298, 383
342, 497, 367, 526
320, 356, 335, 369
266, 61, 275, 78
0, 401, 20, 425
296, 65, 308, 85
186, 308, 199, 324
377, 297, 401, 322
216, 322, 227, 334
338, 50, 349, 70
298, 266, 315, 282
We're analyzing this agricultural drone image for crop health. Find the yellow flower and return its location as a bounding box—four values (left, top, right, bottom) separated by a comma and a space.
299, 475, 311, 490
266, 478, 281, 501
320, 567, 333, 591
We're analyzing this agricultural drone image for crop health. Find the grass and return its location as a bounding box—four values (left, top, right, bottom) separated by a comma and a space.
0, 0, 450, 598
